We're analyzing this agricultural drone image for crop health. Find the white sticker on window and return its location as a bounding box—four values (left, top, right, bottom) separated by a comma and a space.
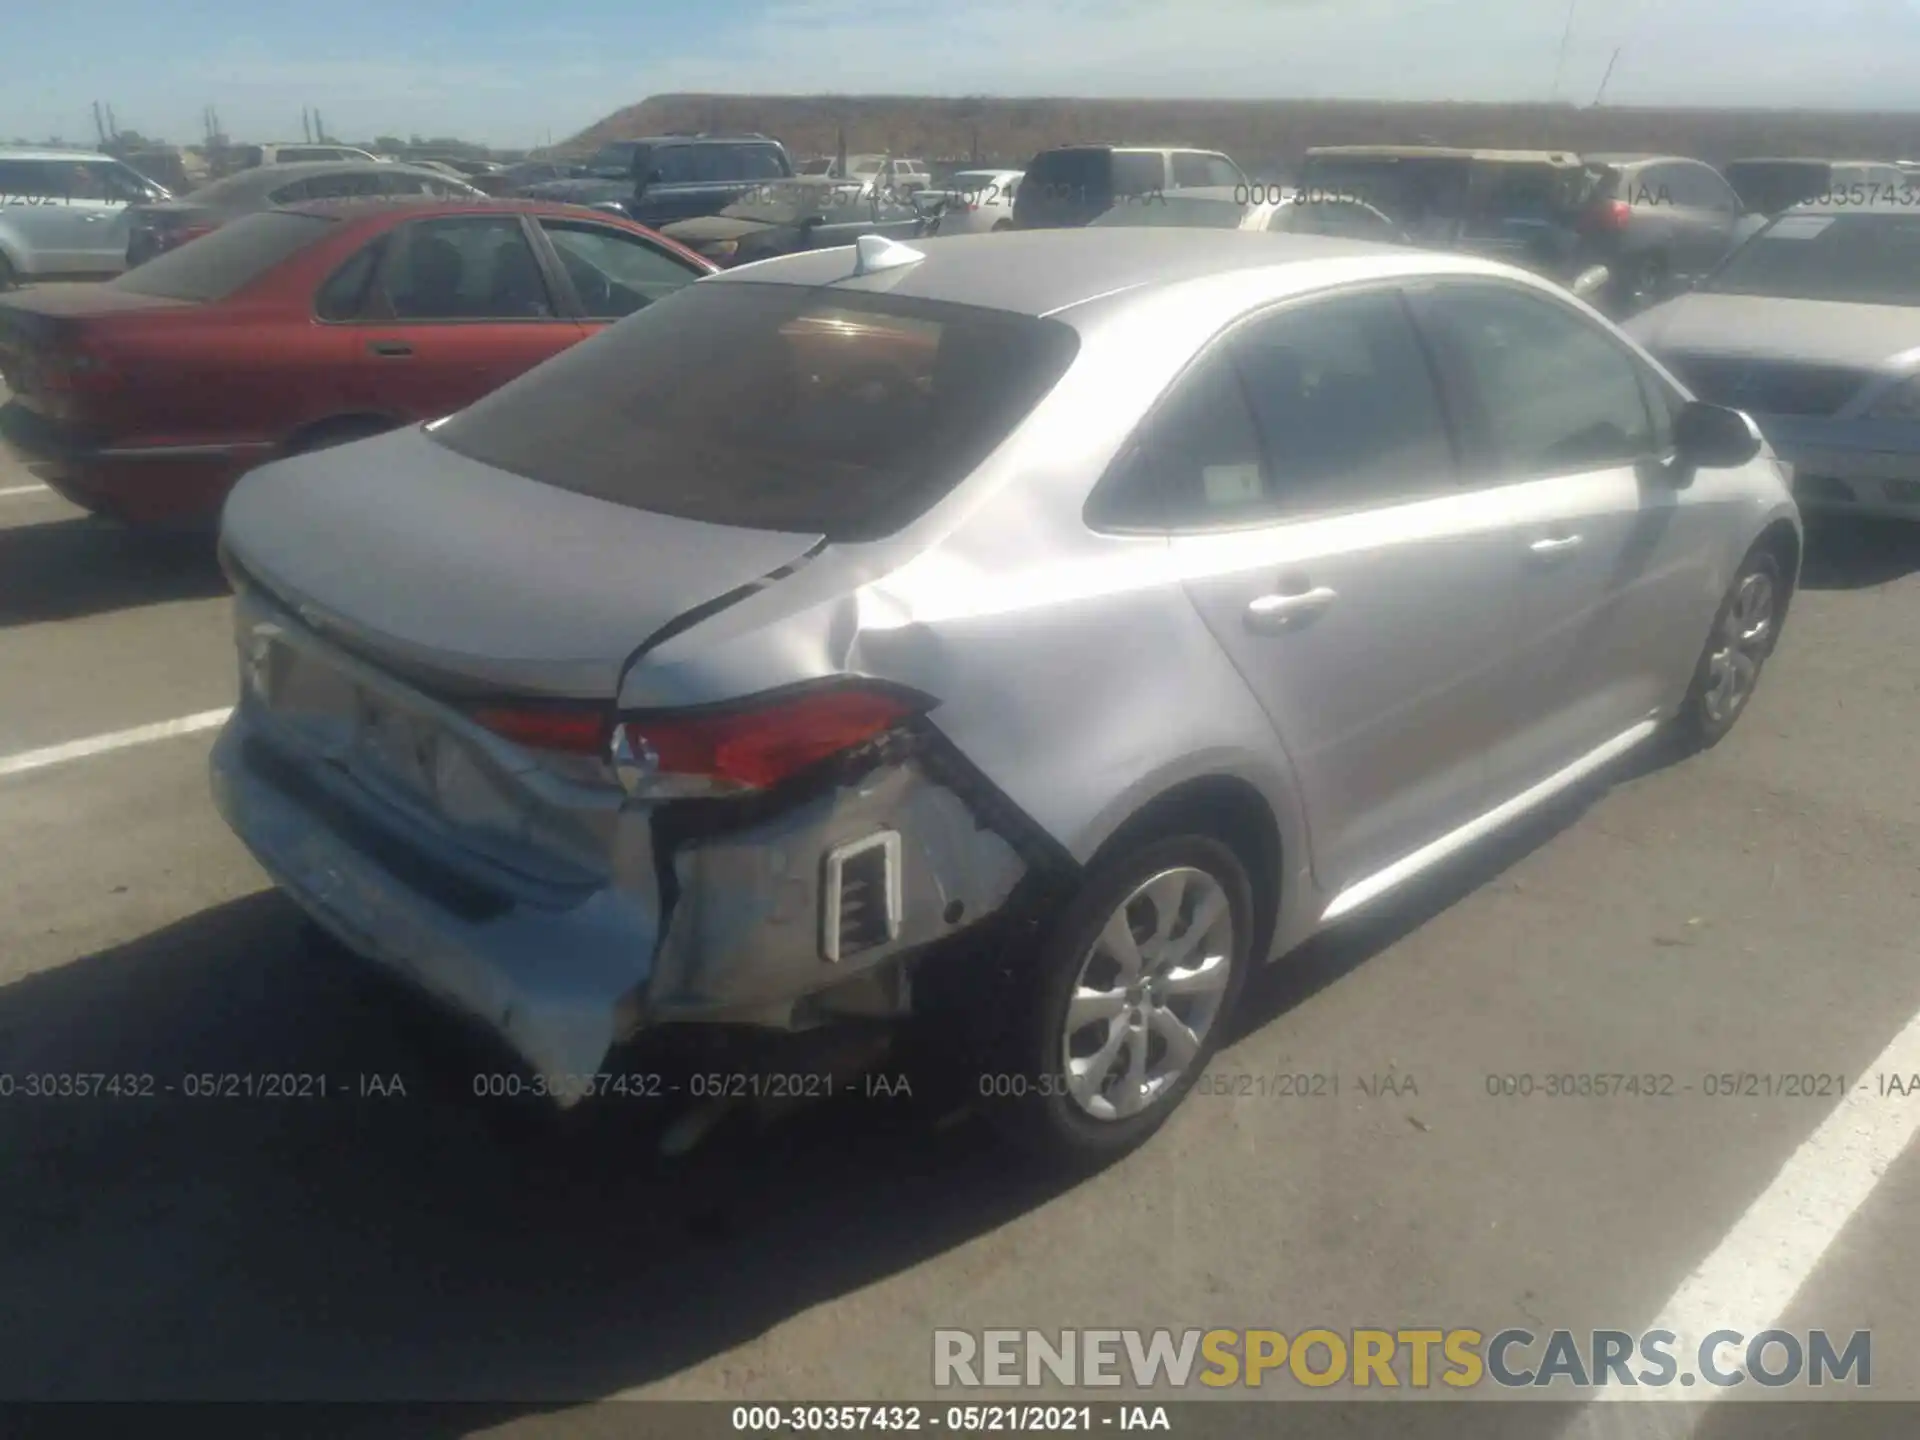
1765, 216, 1836, 240
1203, 463, 1264, 505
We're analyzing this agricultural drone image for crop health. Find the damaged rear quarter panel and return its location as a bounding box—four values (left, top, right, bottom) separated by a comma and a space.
646, 758, 1026, 1019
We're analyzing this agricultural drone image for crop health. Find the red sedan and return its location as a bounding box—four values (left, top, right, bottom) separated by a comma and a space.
0, 198, 716, 528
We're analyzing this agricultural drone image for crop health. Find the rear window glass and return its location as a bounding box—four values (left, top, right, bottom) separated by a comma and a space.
430, 282, 1082, 542
112, 210, 337, 301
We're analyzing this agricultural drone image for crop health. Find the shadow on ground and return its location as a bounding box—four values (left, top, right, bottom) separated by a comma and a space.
0, 744, 1667, 1422
1798, 517, 1920, 592
0, 515, 225, 627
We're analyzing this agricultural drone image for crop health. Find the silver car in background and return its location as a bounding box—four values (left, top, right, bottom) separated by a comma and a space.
1628, 198, 1920, 522
0, 148, 171, 287
927, 169, 1023, 234
211, 228, 1799, 1163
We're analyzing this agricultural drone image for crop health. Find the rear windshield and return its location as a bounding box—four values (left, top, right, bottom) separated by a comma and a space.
1700, 211, 1920, 305
430, 282, 1081, 542
1724, 162, 1831, 215
113, 210, 337, 301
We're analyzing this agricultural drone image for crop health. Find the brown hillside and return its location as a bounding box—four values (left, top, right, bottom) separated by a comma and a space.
554, 93, 1920, 174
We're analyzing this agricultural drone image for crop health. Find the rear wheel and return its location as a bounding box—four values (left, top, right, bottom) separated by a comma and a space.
991, 219, 1013, 233
1672, 547, 1784, 751
0, 254, 15, 292
1610, 252, 1668, 317
981, 834, 1252, 1167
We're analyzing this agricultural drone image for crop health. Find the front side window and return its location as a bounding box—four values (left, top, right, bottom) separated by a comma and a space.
539, 220, 701, 318
1424, 283, 1656, 478
376, 216, 554, 320
431, 283, 1081, 541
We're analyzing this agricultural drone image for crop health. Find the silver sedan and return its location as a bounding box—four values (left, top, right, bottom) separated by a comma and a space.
1627, 198, 1920, 522
209, 227, 1800, 1163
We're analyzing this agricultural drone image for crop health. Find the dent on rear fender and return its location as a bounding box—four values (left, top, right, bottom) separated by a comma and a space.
645, 760, 1027, 1022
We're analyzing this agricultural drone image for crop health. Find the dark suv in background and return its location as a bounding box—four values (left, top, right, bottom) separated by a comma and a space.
1013, 144, 1247, 229
1295, 146, 1746, 316
521, 134, 794, 229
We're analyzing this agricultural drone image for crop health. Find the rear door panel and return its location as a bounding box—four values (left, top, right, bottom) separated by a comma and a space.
345, 213, 585, 420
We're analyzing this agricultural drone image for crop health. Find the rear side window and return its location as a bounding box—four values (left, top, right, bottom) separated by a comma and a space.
315, 236, 388, 320
1086, 351, 1268, 530
1025, 149, 1106, 190
1231, 290, 1456, 513
431, 283, 1082, 541
1113, 152, 1166, 194
111, 210, 338, 301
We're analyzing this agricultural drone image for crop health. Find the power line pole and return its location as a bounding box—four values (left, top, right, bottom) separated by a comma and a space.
1593, 46, 1622, 106
92, 101, 107, 146
314, 109, 326, 142
105, 104, 118, 140
1550, 0, 1578, 101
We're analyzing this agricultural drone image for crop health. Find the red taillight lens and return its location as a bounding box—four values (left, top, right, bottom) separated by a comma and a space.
615, 684, 930, 795
470, 704, 609, 756
1583, 199, 1632, 232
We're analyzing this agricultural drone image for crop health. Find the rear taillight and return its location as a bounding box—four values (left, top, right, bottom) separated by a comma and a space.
1583, 199, 1632, 232
610, 683, 931, 799
469, 703, 609, 756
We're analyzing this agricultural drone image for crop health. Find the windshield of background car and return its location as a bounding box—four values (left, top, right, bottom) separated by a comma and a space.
1088, 196, 1247, 228
1724, 161, 1831, 215
110, 210, 337, 301
1024, 149, 1107, 193
430, 283, 1082, 541
1699, 211, 1920, 305
586, 141, 645, 178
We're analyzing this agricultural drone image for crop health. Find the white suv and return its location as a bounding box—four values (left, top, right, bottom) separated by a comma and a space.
233, 143, 383, 168
0, 148, 170, 287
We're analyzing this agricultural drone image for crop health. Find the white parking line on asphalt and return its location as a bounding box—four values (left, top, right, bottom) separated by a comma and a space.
1563, 1005, 1920, 1436
0, 707, 232, 779
0, 483, 51, 498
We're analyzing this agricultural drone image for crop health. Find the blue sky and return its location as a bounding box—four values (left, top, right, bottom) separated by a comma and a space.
7, 0, 1920, 149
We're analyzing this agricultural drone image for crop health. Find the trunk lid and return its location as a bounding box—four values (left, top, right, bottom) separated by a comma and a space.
0, 287, 195, 410
219, 424, 827, 700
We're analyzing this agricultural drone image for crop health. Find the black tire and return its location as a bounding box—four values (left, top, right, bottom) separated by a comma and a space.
980, 833, 1253, 1168
991, 219, 1013, 233
0, 253, 15, 292
1672, 546, 1785, 752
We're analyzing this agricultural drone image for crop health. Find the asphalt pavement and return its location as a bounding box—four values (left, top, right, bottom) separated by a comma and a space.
3, 428, 1920, 1434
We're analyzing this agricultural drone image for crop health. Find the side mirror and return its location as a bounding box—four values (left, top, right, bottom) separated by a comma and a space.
1673, 400, 1762, 469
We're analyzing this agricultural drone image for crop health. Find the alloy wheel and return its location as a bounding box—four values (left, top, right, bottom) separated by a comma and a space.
1060, 867, 1235, 1122
1702, 569, 1775, 725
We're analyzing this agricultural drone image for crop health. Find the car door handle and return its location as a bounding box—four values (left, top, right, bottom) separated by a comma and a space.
367, 340, 413, 357
1245, 586, 1337, 633
1527, 535, 1584, 563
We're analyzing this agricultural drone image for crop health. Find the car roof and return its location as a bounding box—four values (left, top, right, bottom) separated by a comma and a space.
709, 227, 1495, 318
1725, 156, 1893, 167
0, 148, 116, 163
192, 161, 456, 197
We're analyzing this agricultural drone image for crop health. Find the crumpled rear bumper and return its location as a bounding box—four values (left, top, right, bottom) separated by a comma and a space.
211, 699, 1032, 1106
